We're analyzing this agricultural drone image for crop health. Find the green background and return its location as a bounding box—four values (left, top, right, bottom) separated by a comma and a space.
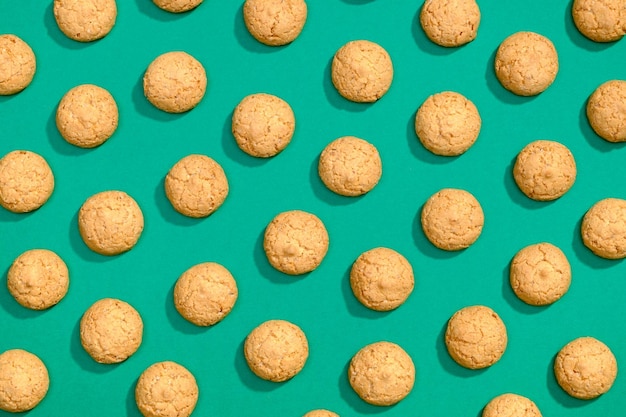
1, 1, 626, 416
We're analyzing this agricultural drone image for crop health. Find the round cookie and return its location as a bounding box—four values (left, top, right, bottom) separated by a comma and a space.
510, 243, 571, 306
78, 190, 144, 256
494, 31, 559, 96
153, 0, 203, 13
53, 0, 117, 42
350, 247, 414, 311
581, 197, 626, 259
165, 154, 229, 218
554, 337, 617, 399
7, 249, 69, 310
303, 410, 339, 417
445, 305, 507, 369
348, 341, 415, 406
482, 393, 542, 417
174, 262, 238, 326
572, 0, 626, 42
586, 79, 626, 142
135, 361, 198, 417
0, 34, 36, 95
331, 40, 393, 103
232, 93, 295, 158
263, 210, 329, 275
415, 91, 482, 156
318, 136, 382, 197
513, 140, 577, 201
421, 188, 484, 251
0, 150, 54, 213
143, 51, 207, 113
0, 349, 49, 413
243, 0, 308, 46
420, 0, 481, 47
244, 319, 309, 382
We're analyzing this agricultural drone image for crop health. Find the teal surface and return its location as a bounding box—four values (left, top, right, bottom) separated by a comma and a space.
1, 1, 626, 416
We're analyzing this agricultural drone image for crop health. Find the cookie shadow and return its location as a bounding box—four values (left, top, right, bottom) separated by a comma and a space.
126, 376, 142, 417
68, 209, 115, 263
571, 215, 623, 270
406, 110, 458, 165
340, 0, 376, 4
338, 357, 390, 414
252, 228, 308, 284
436, 321, 487, 378
501, 263, 549, 315
578, 98, 626, 152
546, 352, 596, 408
134, 0, 193, 21
131, 73, 187, 122
322, 57, 372, 113
233, 338, 283, 392
221, 110, 268, 168
0, 208, 33, 223
46, 106, 93, 156
484, 47, 538, 106
233, 3, 284, 54
165, 279, 206, 335
412, 208, 462, 260
70, 316, 116, 374
411, 7, 458, 56
563, 0, 617, 52
43, 3, 91, 50
504, 156, 556, 210
153, 177, 204, 227
309, 156, 362, 207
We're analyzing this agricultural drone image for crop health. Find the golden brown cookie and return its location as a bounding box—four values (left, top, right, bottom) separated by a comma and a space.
495, 31, 559, 96
581, 197, 626, 259
318, 136, 382, 197
586, 79, 626, 142
554, 337, 617, 399
0, 150, 54, 213
415, 91, 481, 156
78, 190, 144, 255
153, 0, 202, 13
143, 51, 207, 113
244, 319, 309, 382
53, 0, 117, 42
348, 341, 415, 406
0, 349, 49, 413
331, 40, 393, 103
482, 393, 542, 417
0, 34, 36, 95
419, 0, 481, 47
263, 210, 329, 275
572, 0, 626, 42
302, 410, 339, 417
243, 0, 308, 46
445, 305, 507, 369
135, 361, 198, 417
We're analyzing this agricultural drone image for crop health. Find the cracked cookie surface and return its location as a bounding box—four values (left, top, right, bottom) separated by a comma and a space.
572, 0, 626, 42
0, 150, 54, 213
420, 0, 481, 47
581, 197, 626, 259
586, 79, 626, 142
0, 34, 36, 95
482, 393, 542, 417
135, 361, 198, 417
53, 0, 117, 42
0, 349, 49, 413
243, 0, 307, 46
153, 0, 202, 13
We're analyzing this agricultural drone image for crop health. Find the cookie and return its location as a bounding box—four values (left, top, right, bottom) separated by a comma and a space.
165, 154, 229, 218
554, 337, 617, 399
143, 51, 207, 113
153, 0, 203, 13
415, 91, 481, 156
348, 341, 415, 406
494, 31, 559, 96
586, 79, 626, 143
482, 393, 542, 417
581, 197, 626, 259
263, 210, 329, 275
0, 150, 54, 213
445, 305, 507, 369
331, 40, 393, 103
510, 243, 571, 306
80, 298, 143, 364
513, 140, 576, 201
303, 410, 339, 417
56, 84, 119, 148
350, 247, 414, 311
244, 319, 309, 382
421, 188, 484, 251
174, 262, 238, 326
135, 361, 199, 417
419, 0, 481, 47
7, 249, 69, 310
0, 349, 49, 413
53, 0, 117, 42
243, 0, 308, 46
78, 190, 144, 256
0, 34, 36, 95
318, 136, 382, 196
572, 0, 626, 42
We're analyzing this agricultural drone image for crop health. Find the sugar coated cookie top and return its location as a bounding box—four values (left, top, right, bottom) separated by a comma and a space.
581, 197, 626, 259
0, 150, 54, 213
572, 0, 626, 42
243, 0, 307, 46
135, 361, 199, 417
153, 0, 203, 13
586, 79, 626, 142
0, 349, 49, 413
482, 393, 542, 417
420, 0, 481, 47
0, 34, 36, 95
53, 0, 117, 42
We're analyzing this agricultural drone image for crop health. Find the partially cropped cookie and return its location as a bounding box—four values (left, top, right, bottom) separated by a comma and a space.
53, 0, 117, 42
153, 0, 202, 13
135, 361, 198, 417
303, 410, 339, 417
482, 393, 542, 417
243, 0, 307, 46
0, 150, 54, 213
572, 0, 626, 42
420, 0, 481, 47
586, 80, 626, 142
0, 349, 49, 413
0, 34, 36, 95
581, 197, 626, 259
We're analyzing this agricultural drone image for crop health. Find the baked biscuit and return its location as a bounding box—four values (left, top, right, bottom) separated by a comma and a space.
0, 150, 54, 213
53, 0, 117, 42
0, 349, 49, 413
0, 34, 36, 95
572, 0, 626, 42
153, 0, 203, 13
420, 0, 481, 47
303, 410, 339, 417
586, 80, 626, 142
482, 393, 542, 417
243, 0, 308, 46
581, 197, 626, 259
135, 361, 198, 417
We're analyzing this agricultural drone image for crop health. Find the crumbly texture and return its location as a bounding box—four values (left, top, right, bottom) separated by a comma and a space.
415, 91, 482, 156
0, 349, 49, 413
302, 410, 339, 417
135, 361, 198, 417
0, 34, 36, 95
143, 51, 207, 113
348, 341, 415, 406
165, 154, 229, 218
510, 243, 571, 306
232, 93, 295, 158
53, 0, 117, 42
174, 262, 238, 326
78, 190, 144, 255
350, 247, 414, 311
586, 79, 626, 143
263, 210, 329, 275
244, 319, 309, 382
495, 31, 559, 96
318, 136, 382, 196
581, 197, 626, 259
421, 188, 484, 251
445, 305, 507, 369
554, 337, 617, 399
56, 84, 119, 148
513, 140, 577, 201
572, 0, 626, 42
153, 0, 203, 13
7, 249, 69, 310
482, 393, 542, 417
420, 0, 481, 47
243, 0, 308, 46
331, 40, 393, 103
0, 150, 54, 213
